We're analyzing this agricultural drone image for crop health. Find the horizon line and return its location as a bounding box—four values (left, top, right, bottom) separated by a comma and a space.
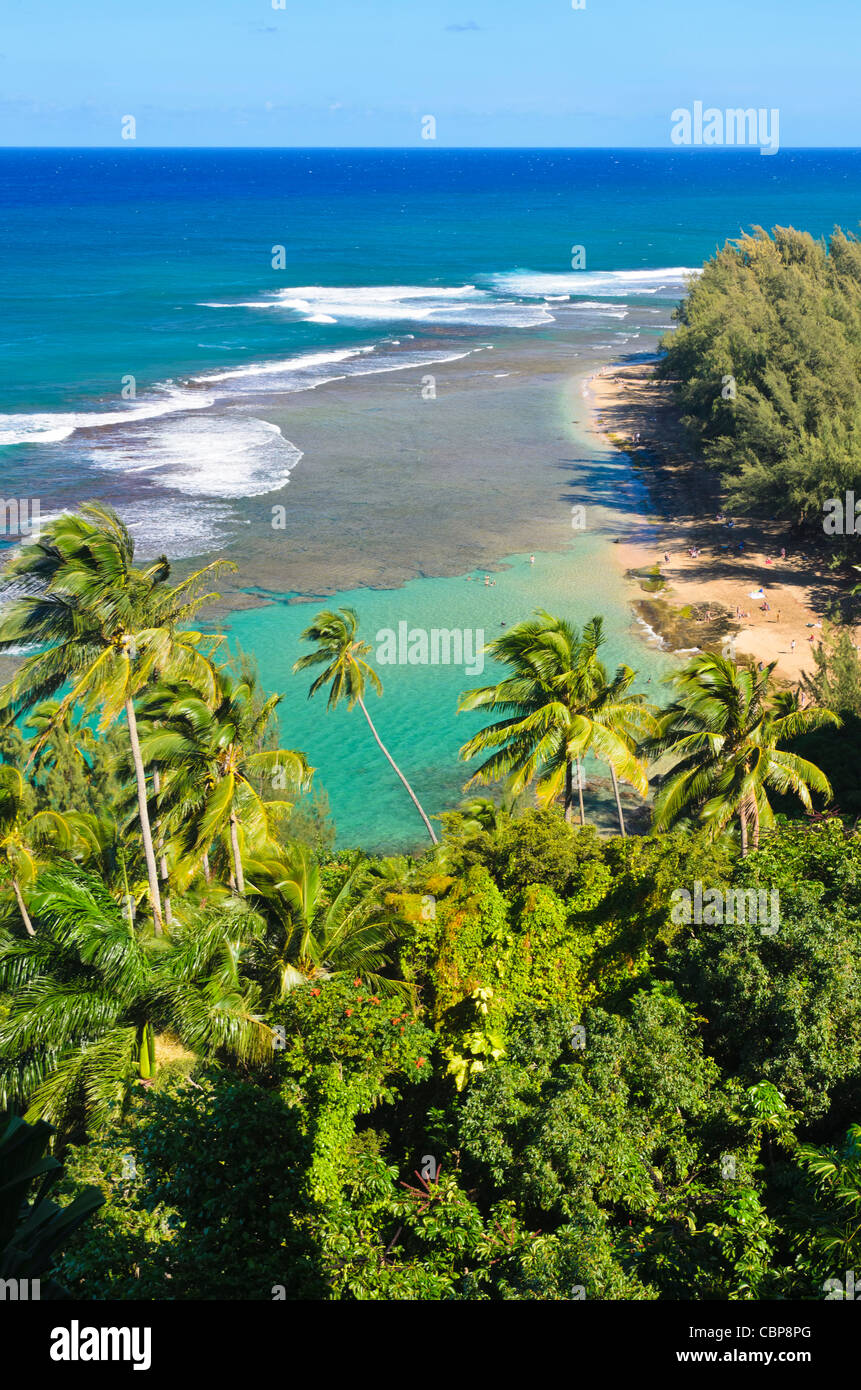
2, 144, 861, 153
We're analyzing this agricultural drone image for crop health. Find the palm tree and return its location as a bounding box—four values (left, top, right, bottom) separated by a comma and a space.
0, 866, 271, 1131
644, 653, 840, 854
0, 503, 230, 932
137, 668, 311, 895
570, 618, 656, 837
458, 611, 651, 830
24, 700, 97, 777
0, 767, 74, 936
65, 808, 142, 925
244, 844, 410, 1000
293, 607, 438, 844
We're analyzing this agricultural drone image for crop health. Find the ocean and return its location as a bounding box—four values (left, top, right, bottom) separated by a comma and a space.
2, 148, 859, 848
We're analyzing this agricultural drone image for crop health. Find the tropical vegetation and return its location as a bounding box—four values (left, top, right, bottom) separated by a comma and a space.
0, 503, 858, 1303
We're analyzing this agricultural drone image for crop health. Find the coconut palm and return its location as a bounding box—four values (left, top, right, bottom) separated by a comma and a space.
569, 617, 657, 837
294, 607, 438, 844
458, 611, 651, 829
0, 865, 271, 1131
0, 767, 74, 936
24, 700, 97, 778
65, 808, 142, 925
644, 653, 840, 854
137, 668, 311, 896
243, 844, 410, 1000
0, 503, 230, 931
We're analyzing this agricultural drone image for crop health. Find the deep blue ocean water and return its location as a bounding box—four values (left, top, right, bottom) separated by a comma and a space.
3, 148, 860, 411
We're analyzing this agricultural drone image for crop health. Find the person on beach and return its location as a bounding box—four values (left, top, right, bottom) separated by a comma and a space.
529, 555, 535, 565
791, 639, 796, 652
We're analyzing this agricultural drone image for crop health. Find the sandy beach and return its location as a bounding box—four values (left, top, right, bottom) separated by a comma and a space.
585, 360, 858, 685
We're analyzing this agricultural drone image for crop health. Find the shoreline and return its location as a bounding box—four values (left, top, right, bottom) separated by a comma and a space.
584, 359, 858, 685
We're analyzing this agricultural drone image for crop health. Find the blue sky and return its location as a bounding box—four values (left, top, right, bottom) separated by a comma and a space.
1, 0, 858, 147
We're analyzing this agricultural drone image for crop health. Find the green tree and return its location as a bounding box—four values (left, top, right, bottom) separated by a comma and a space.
659, 225, 861, 523
0, 866, 270, 1132
0, 766, 73, 936
646, 653, 838, 853
0, 1114, 104, 1298
458, 612, 650, 829
0, 503, 229, 931
294, 607, 438, 844
244, 844, 408, 1000
137, 668, 311, 896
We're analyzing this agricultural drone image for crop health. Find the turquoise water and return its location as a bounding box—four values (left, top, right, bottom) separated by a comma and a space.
228, 545, 672, 852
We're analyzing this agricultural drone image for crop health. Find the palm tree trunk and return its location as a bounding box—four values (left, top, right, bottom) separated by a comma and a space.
11, 876, 34, 937
125, 697, 164, 933
576, 757, 586, 827
202, 850, 212, 885
564, 760, 575, 825
152, 769, 172, 925
610, 765, 626, 838
750, 794, 761, 851
739, 801, 749, 857
229, 810, 245, 894
357, 696, 438, 844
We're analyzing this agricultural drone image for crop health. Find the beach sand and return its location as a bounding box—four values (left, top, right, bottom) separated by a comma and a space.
585, 361, 857, 684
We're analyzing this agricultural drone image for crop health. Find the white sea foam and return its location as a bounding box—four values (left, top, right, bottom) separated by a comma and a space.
89, 414, 303, 500
188, 347, 370, 386
121, 499, 241, 559
488, 268, 701, 299
188, 346, 474, 395
635, 616, 667, 649
0, 387, 214, 449
202, 284, 553, 328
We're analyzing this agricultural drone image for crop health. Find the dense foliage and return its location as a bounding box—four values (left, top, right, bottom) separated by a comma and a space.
0, 504, 858, 1301
659, 224, 861, 528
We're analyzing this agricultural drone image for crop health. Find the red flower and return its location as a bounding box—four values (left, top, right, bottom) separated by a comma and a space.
345, 1008, 353, 1016
357, 995, 364, 1003
354, 978, 363, 987
371, 996, 380, 1005
310, 988, 321, 997
415, 1057, 425, 1068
